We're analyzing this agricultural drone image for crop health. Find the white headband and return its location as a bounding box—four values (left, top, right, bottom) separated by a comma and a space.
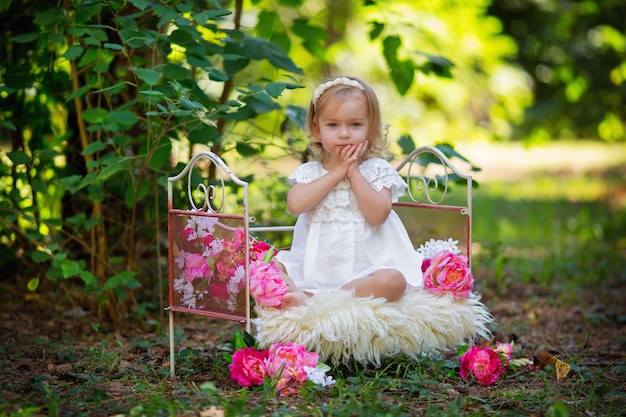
311, 77, 365, 109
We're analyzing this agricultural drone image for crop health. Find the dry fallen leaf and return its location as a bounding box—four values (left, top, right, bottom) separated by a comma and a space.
555, 358, 571, 381
199, 406, 225, 417
533, 351, 556, 370
533, 350, 570, 382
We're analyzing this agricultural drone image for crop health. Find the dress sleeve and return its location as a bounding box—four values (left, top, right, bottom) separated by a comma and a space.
360, 158, 408, 203
287, 161, 322, 185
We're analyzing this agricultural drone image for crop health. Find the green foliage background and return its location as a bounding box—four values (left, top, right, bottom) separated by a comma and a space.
0, 0, 623, 325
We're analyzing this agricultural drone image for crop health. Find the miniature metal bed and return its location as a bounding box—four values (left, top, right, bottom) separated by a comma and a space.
167, 146, 489, 376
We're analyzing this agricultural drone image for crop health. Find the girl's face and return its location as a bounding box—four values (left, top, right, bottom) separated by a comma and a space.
313, 97, 370, 159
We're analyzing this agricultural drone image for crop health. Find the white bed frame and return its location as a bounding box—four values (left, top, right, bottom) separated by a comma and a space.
166, 146, 473, 376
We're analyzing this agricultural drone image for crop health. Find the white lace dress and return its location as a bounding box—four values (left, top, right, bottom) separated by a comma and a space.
274, 158, 424, 293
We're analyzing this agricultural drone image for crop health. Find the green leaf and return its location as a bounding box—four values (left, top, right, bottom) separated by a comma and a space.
79, 270, 97, 287
34, 8, 65, 27
148, 139, 172, 170
169, 28, 193, 45
27, 278, 40, 292
103, 110, 138, 130
54, 175, 83, 192
82, 108, 109, 124
66, 212, 87, 226
32, 181, 47, 194
397, 134, 416, 155
546, 401, 570, 417
75, 4, 102, 23
97, 157, 127, 182
103, 271, 139, 290
141, 90, 165, 97
84, 217, 102, 231
135, 68, 161, 85
103, 42, 124, 51
125, 180, 150, 207
67, 85, 90, 101
207, 69, 230, 82
188, 124, 220, 144
256, 10, 277, 38
285, 105, 307, 129
291, 19, 327, 42
11, 33, 40, 43
6, 151, 29, 165
416, 51, 454, 68
82, 141, 106, 156
93, 82, 127, 94
61, 259, 82, 278
369, 21, 384, 41
390, 60, 414, 95
161, 63, 192, 80
236, 142, 260, 156
63, 45, 84, 60
78, 48, 101, 67
240, 36, 303, 75
129, 0, 150, 10
31, 250, 51, 263
383, 35, 401, 66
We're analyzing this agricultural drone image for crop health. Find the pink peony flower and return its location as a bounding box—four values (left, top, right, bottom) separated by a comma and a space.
249, 260, 288, 307
266, 343, 319, 396
228, 347, 269, 387
423, 251, 474, 299
460, 346, 504, 386
184, 253, 211, 283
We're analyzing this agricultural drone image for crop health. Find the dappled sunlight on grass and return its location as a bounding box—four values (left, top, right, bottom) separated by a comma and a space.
484, 173, 618, 203
464, 142, 626, 298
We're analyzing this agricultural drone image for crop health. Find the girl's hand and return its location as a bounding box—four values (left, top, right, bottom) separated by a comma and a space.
345, 141, 368, 178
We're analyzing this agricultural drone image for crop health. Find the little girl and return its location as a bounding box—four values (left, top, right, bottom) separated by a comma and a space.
275, 76, 424, 308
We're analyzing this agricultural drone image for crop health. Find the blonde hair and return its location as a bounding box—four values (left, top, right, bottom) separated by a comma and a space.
306, 76, 388, 161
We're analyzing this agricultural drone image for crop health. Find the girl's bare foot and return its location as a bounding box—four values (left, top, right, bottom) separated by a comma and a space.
281, 289, 309, 309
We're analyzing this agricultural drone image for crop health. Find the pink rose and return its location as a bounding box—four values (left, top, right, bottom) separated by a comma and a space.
423, 251, 474, 299
228, 347, 269, 387
184, 253, 210, 283
421, 258, 432, 273
250, 261, 288, 307
460, 346, 504, 386
266, 343, 319, 395
250, 240, 272, 260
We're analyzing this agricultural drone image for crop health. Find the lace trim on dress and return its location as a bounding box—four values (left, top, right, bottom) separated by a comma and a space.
287, 159, 408, 222
288, 161, 323, 185
360, 158, 408, 203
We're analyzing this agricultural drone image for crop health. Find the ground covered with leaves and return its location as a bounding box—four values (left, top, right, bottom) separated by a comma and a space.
2, 142, 626, 416
1, 260, 625, 416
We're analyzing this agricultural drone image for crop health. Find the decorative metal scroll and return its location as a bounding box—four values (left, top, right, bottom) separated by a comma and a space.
394, 146, 473, 263
167, 151, 251, 325
395, 146, 473, 210
168, 151, 249, 215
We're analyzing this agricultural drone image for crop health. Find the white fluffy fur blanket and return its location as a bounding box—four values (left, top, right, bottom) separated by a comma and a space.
253, 289, 493, 366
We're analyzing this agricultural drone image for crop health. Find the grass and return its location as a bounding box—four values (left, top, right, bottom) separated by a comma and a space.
1, 142, 625, 416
